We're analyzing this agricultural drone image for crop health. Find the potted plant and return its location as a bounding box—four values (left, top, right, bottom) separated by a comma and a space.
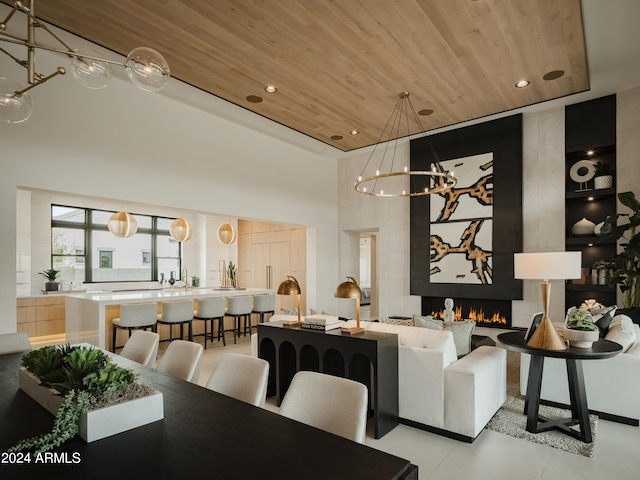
8, 344, 161, 454
602, 191, 640, 323
564, 307, 599, 348
39, 268, 61, 291
593, 161, 614, 189
228, 261, 237, 288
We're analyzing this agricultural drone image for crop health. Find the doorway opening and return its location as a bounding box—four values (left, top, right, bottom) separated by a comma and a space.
359, 233, 377, 320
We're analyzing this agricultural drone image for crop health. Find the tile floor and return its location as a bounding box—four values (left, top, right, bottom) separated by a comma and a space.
161, 325, 639, 480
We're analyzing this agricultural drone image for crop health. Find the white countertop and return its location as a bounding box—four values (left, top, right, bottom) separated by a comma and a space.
66, 287, 273, 305
19, 287, 272, 300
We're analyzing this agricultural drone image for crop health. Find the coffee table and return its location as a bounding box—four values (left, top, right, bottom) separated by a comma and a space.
498, 331, 622, 442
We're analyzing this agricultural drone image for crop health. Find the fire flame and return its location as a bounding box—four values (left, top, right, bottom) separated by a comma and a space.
431, 305, 507, 325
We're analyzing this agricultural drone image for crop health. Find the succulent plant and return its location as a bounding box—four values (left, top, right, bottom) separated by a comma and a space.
566, 307, 597, 331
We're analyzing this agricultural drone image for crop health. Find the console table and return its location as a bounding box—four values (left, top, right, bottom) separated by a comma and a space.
257, 322, 399, 439
498, 331, 622, 442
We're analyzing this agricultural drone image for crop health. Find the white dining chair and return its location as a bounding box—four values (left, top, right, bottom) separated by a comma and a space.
0, 332, 32, 355
156, 339, 203, 383
119, 330, 160, 367
205, 353, 269, 407
278, 371, 368, 443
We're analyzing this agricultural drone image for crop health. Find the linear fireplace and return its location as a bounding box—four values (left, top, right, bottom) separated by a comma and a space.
421, 297, 512, 328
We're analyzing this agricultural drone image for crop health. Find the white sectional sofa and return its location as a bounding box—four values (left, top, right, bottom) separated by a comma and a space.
252, 316, 506, 442
520, 314, 640, 425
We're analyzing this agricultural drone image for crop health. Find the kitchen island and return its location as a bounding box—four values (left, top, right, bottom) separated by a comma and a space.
66, 287, 273, 350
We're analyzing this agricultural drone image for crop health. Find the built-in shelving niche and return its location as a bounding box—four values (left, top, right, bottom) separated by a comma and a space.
565, 95, 617, 310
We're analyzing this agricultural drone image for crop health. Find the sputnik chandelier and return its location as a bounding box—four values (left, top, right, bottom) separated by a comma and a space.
0, 0, 170, 123
355, 92, 457, 197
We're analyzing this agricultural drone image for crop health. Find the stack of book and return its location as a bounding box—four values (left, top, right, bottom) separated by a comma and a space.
300, 315, 341, 331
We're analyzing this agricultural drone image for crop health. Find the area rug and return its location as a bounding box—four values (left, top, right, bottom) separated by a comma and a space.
486, 395, 597, 457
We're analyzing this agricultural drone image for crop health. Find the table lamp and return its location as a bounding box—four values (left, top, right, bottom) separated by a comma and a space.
514, 251, 582, 350
335, 276, 364, 335
278, 275, 301, 328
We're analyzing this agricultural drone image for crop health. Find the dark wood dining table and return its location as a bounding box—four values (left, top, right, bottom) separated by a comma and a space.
0, 349, 417, 479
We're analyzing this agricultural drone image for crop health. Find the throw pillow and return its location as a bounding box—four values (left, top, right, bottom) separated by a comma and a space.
593, 311, 613, 337
380, 317, 415, 327
413, 315, 475, 356
445, 320, 476, 357
413, 314, 442, 330
605, 314, 637, 352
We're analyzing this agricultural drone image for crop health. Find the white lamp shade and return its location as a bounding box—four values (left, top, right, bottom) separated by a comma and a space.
514, 252, 582, 280
169, 218, 193, 242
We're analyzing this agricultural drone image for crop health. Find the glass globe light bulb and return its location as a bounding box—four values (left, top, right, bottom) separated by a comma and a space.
125, 47, 170, 92
0, 77, 32, 123
71, 48, 112, 89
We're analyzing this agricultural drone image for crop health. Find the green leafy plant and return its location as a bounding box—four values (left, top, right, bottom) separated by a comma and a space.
7, 389, 95, 454
602, 191, 640, 309
566, 307, 597, 331
228, 261, 237, 285
11, 344, 140, 453
39, 268, 60, 282
594, 161, 614, 177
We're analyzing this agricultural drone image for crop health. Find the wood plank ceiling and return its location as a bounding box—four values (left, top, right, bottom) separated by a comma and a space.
1, 0, 589, 151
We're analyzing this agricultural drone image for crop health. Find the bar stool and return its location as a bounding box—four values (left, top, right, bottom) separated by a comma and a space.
252, 294, 276, 327
225, 296, 253, 344
157, 299, 194, 343
193, 297, 227, 349
111, 302, 158, 352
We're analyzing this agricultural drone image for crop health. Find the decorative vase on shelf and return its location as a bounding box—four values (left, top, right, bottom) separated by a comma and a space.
169, 271, 175, 286
594, 175, 613, 189
591, 269, 599, 285
598, 269, 607, 285
571, 217, 596, 236
593, 221, 605, 236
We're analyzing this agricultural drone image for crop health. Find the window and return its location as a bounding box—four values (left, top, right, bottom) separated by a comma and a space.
51, 205, 182, 284
99, 250, 113, 269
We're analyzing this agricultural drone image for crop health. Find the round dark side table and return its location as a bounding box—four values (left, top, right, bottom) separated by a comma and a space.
498, 331, 622, 443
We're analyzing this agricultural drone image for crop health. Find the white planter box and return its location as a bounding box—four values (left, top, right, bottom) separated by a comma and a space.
19, 368, 163, 442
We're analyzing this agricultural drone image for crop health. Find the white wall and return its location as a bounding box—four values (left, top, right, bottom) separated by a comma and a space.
0, 12, 340, 333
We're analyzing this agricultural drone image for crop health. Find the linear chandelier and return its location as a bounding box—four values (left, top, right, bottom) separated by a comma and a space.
355, 92, 456, 197
0, 0, 170, 123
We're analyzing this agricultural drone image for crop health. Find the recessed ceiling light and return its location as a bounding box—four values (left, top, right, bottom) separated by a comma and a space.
418, 109, 434, 116
587, 150, 595, 156
515, 80, 530, 88
246, 95, 263, 103
543, 70, 565, 81
331, 135, 343, 140
265, 85, 277, 93
350, 130, 359, 135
